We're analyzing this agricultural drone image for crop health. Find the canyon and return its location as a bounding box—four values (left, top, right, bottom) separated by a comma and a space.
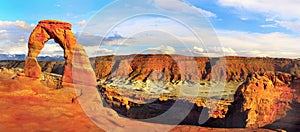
1, 54, 299, 131
93, 54, 299, 131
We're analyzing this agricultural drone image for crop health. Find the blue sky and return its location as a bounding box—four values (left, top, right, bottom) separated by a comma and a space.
0, 0, 299, 58
0, 0, 112, 30
188, 0, 296, 35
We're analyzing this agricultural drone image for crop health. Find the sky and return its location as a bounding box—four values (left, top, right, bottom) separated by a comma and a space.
0, 0, 299, 58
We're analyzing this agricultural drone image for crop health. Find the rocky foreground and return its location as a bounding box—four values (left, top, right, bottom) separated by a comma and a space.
0, 68, 103, 131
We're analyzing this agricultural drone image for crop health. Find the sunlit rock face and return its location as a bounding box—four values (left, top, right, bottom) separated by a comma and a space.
226, 72, 297, 128
25, 20, 77, 83
95, 55, 299, 129
95, 55, 300, 84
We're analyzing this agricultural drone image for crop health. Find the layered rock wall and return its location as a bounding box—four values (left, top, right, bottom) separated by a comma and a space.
95, 55, 300, 83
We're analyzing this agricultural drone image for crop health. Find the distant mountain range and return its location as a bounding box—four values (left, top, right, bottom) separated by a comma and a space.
0, 54, 65, 61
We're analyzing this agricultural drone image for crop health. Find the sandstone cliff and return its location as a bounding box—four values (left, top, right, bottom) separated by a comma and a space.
94, 55, 300, 83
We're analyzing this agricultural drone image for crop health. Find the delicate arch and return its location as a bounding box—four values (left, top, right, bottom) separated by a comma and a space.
24, 20, 77, 83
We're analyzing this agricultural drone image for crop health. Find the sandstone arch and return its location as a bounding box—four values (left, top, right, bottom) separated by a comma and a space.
25, 20, 77, 83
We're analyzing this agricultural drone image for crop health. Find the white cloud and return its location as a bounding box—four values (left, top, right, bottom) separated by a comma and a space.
191, 46, 237, 57
5, 45, 27, 55
101, 32, 132, 46
97, 48, 113, 54
84, 46, 114, 57
211, 47, 237, 56
154, 0, 216, 18
194, 7, 217, 18
39, 44, 64, 56
0, 21, 35, 55
147, 45, 176, 54
154, 0, 185, 11
217, 0, 300, 33
0, 21, 34, 42
76, 32, 103, 46
0, 20, 35, 30
217, 30, 300, 58
76, 20, 86, 27
5, 42, 64, 56
217, 0, 300, 19
260, 24, 277, 28
275, 20, 300, 33
76, 31, 133, 46
192, 46, 204, 54
240, 17, 249, 21
102, 41, 131, 46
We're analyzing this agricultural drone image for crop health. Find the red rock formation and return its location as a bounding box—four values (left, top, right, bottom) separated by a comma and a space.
95, 54, 211, 82
25, 20, 77, 83
227, 72, 297, 128
94, 55, 300, 83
